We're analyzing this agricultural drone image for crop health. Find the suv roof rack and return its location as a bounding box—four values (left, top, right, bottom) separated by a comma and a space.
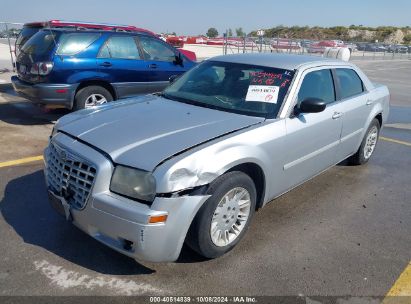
24, 20, 155, 36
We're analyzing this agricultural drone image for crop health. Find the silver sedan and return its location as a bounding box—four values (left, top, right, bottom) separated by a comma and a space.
44, 53, 390, 262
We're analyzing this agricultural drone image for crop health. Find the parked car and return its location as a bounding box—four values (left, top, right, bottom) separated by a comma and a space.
365, 44, 387, 52
15, 20, 155, 57
44, 53, 389, 262
387, 45, 408, 53
12, 28, 196, 110
344, 42, 358, 53
307, 40, 341, 53
356, 43, 367, 51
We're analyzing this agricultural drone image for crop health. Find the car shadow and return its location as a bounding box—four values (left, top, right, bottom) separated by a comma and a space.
0, 170, 156, 275
0, 100, 69, 126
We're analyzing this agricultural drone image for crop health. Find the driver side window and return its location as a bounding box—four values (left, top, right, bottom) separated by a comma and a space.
138, 36, 176, 62
298, 69, 336, 105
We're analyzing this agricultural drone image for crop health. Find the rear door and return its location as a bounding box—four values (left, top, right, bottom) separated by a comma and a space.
283, 68, 343, 188
96, 35, 150, 98
334, 68, 371, 161
137, 35, 188, 92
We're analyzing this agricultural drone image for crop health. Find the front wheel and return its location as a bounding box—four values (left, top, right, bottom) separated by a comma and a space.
349, 118, 380, 165
186, 171, 256, 259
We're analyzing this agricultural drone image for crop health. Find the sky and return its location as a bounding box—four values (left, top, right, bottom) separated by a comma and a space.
0, 0, 410, 35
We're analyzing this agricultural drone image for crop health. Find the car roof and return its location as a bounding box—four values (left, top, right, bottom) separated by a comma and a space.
210, 53, 348, 70
39, 28, 154, 37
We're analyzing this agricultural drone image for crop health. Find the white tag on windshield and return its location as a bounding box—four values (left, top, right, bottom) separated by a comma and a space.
245, 85, 279, 103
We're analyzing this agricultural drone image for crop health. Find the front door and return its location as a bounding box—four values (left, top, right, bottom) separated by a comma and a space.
137, 36, 188, 92
283, 68, 343, 189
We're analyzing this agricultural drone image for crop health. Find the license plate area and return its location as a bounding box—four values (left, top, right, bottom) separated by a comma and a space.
48, 190, 72, 221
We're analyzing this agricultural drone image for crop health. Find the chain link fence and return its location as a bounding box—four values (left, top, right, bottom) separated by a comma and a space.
220, 35, 411, 61
0, 22, 23, 74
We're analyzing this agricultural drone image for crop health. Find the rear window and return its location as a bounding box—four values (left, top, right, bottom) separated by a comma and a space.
56, 33, 100, 55
336, 68, 364, 99
20, 31, 57, 56
16, 27, 40, 47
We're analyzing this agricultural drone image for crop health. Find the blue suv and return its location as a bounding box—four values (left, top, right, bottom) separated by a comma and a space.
12, 28, 196, 110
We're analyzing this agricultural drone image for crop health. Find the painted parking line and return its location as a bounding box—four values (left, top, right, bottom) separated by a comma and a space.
380, 136, 411, 147
386, 262, 411, 297
0, 155, 43, 168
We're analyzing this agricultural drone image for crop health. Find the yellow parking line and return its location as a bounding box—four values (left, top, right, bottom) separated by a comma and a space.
380, 136, 411, 147
386, 262, 411, 296
383, 262, 411, 304
0, 155, 43, 168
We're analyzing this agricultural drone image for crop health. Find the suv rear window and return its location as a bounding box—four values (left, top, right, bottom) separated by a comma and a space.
20, 31, 57, 56
16, 27, 40, 47
56, 33, 100, 55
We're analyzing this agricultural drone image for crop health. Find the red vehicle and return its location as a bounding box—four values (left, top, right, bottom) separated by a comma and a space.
307, 40, 345, 54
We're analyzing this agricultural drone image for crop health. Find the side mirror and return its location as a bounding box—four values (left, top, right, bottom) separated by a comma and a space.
169, 74, 180, 84
296, 98, 326, 114
173, 53, 183, 66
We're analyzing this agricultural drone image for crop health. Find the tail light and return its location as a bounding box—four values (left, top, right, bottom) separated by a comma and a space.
30, 62, 54, 76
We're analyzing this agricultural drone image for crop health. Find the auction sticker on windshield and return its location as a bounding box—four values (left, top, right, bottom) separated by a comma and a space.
245, 85, 279, 103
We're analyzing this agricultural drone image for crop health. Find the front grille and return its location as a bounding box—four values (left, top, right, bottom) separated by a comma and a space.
46, 142, 97, 210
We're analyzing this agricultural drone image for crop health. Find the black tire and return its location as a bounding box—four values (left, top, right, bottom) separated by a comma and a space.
186, 171, 257, 259
74, 86, 113, 111
348, 118, 380, 165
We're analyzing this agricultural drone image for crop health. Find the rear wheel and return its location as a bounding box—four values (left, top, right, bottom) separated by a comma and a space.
349, 118, 380, 165
186, 171, 256, 259
74, 86, 113, 110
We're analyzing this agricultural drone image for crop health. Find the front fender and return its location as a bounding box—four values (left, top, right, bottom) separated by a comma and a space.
157, 145, 271, 193
153, 123, 285, 199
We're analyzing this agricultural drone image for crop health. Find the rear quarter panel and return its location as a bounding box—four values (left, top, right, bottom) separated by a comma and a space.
48, 34, 109, 84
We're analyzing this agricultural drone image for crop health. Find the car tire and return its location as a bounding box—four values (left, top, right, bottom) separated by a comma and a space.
348, 118, 380, 165
186, 171, 256, 259
74, 86, 113, 110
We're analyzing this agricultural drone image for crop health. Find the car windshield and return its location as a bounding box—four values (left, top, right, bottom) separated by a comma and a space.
20, 30, 58, 56
163, 60, 295, 118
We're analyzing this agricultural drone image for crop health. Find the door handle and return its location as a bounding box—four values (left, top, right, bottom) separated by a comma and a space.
148, 64, 158, 69
332, 112, 343, 119
99, 62, 112, 67
366, 99, 373, 105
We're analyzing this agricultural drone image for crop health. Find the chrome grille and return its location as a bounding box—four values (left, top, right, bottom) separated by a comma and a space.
46, 142, 97, 210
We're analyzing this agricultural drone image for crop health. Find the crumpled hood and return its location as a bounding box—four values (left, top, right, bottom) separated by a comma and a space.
58, 95, 263, 171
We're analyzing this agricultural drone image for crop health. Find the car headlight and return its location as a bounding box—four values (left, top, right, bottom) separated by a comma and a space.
110, 165, 156, 202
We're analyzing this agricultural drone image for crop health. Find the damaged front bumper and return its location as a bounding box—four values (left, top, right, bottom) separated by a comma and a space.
44, 132, 210, 262
70, 192, 209, 262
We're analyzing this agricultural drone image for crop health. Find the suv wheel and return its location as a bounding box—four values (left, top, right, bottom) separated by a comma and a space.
74, 86, 113, 110
186, 171, 256, 259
